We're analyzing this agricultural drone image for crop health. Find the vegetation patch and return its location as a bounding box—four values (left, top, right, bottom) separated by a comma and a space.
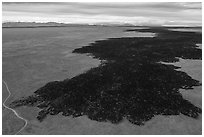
10, 27, 202, 125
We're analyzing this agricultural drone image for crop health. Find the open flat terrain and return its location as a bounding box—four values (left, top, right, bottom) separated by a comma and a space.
2, 26, 154, 134
2, 26, 202, 135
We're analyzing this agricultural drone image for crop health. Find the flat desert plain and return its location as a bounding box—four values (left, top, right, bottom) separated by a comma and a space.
2, 26, 201, 135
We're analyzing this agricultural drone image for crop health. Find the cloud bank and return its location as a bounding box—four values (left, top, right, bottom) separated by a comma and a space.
2, 2, 202, 26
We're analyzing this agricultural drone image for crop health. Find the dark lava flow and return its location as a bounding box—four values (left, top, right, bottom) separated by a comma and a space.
10, 27, 202, 125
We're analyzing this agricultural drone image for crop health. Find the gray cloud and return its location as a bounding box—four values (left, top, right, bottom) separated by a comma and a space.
2, 2, 202, 26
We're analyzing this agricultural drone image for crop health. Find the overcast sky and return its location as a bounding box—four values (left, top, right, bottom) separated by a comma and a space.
2, 2, 202, 26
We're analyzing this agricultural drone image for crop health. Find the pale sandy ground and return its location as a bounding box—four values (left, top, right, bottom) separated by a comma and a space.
2, 27, 201, 135
2, 84, 25, 135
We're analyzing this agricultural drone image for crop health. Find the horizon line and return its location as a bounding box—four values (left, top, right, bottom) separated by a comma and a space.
2, 21, 202, 27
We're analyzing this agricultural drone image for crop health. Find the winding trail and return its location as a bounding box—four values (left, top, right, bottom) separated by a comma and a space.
2, 80, 28, 135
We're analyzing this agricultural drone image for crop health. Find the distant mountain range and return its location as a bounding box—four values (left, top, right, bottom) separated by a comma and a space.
2, 22, 80, 28
3, 22, 138, 28
2, 22, 202, 28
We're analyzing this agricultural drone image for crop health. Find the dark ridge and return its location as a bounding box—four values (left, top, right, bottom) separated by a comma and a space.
10, 27, 202, 125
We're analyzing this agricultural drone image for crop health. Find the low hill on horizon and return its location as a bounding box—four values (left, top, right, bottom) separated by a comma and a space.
2, 22, 202, 28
